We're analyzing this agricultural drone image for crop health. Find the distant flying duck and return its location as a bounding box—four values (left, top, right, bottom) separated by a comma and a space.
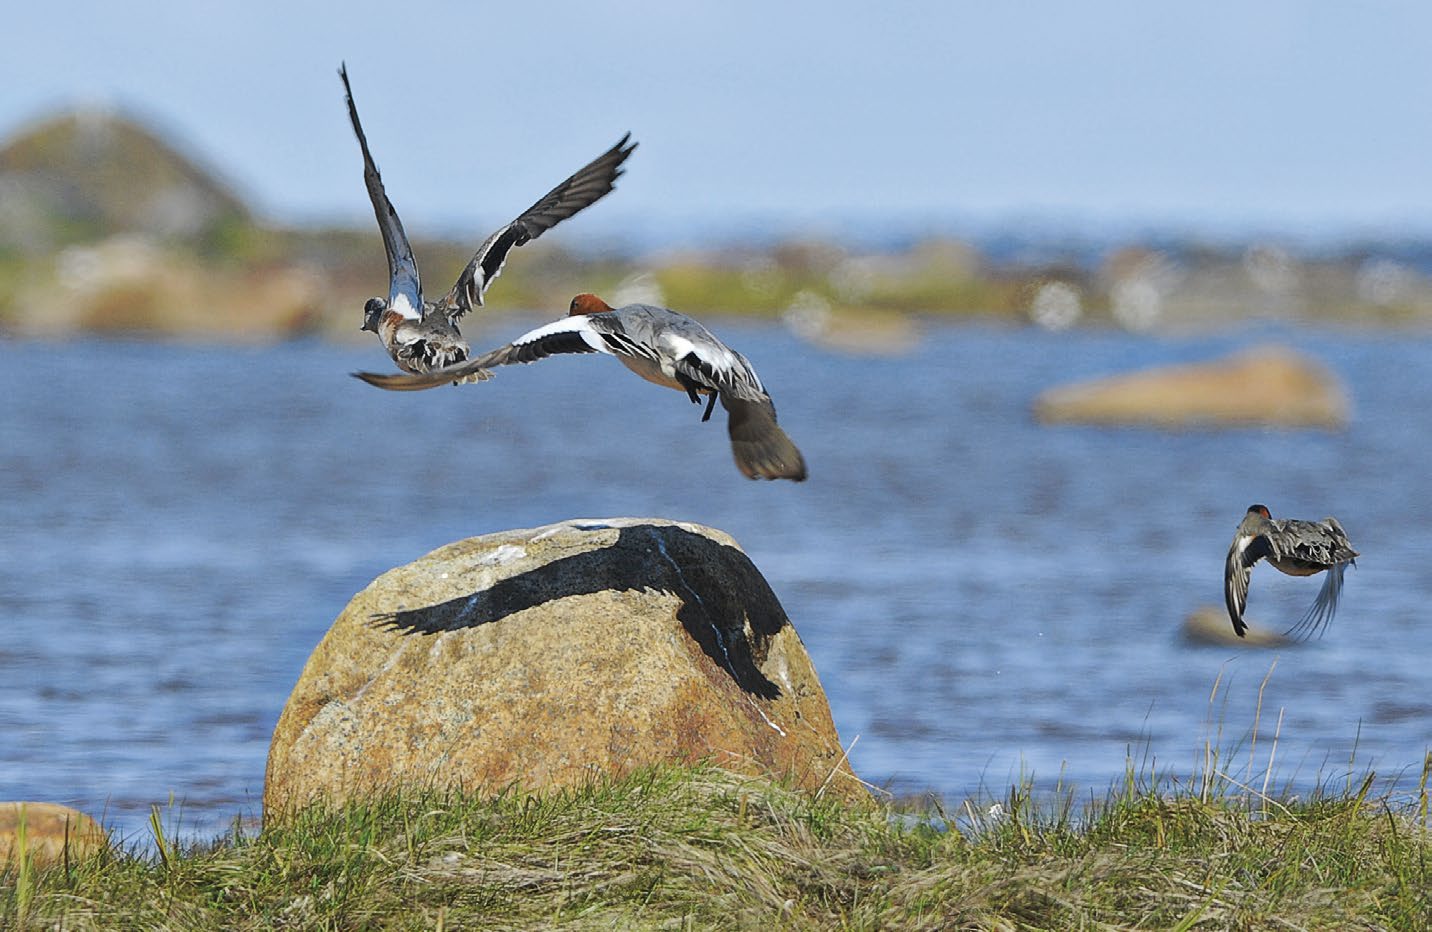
354, 294, 808, 482
1224, 504, 1358, 639
339, 64, 635, 381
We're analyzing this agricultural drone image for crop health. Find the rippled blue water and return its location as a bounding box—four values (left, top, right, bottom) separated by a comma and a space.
3, 320, 1430, 843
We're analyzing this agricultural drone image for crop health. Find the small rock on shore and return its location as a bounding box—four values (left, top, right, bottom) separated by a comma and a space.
0, 802, 107, 867
1034, 345, 1349, 429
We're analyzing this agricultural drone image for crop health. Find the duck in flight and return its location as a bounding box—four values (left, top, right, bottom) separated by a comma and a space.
340, 64, 636, 381
1224, 504, 1358, 640
353, 294, 808, 482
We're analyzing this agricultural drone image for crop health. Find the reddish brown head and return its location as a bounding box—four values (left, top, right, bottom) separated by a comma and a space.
569, 293, 613, 316
1248, 504, 1272, 519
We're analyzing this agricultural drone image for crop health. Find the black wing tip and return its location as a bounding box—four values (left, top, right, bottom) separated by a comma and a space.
339, 64, 369, 148
1224, 576, 1247, 637
338, 62, 357, 103
1224, 590, 1248, 637
1225, 597, 1247, 636
603, 132, 638, 178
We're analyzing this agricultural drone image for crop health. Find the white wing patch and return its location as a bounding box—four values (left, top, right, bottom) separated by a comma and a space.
662, 333, 697, 360
390, 293, 421, 320
512, 316, 613, 354
658, 331, 756, 390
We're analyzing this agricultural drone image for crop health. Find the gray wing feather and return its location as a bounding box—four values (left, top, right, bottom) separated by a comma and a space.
442, 133, 636, 318
625, 307, 768, 401
340, 65, 422, 314
1281, 517, 1356, 640
670, 348, 768, 402
352, 319, 605, 391
1284, 561, 1350, 641
1224, 533, 1271, 637
1270, 518, 1359, 565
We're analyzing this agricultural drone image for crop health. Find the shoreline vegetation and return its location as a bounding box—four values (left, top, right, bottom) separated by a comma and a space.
6, 110, 1432, 930
7, 111, 1432, 342
2, 758, 1429, 929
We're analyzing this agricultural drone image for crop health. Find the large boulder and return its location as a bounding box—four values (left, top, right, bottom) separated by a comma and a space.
0, 802, 107, 867
265, 519, 859, 819
1033, 345, 1349, 429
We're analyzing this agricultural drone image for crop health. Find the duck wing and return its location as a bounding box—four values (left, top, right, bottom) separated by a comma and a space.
352, 314, 616, 390
340, 64, 423, 317
440, 134, 636, 320
1224, 531, 1273, 637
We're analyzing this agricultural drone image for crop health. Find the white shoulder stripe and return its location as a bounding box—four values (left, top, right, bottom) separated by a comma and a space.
389, 293, 422, 320
512, 316, 613, 354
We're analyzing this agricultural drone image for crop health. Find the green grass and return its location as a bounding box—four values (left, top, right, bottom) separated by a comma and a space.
3, 757, 1428, 930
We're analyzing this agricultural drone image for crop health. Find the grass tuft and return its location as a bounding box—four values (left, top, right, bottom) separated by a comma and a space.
1, 760, 1429, 929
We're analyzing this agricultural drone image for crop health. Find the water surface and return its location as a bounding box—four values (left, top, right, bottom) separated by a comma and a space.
2, 320, 1429, 841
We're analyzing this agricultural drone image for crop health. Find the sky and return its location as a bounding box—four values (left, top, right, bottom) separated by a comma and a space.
5, 1, 1432, 245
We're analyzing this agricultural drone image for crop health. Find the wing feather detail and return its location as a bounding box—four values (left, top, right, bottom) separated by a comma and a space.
352, 316, 612, 390
1224, 533, 1271, 637
1284, 561, 1351, 641
442, 134, 637, 318
340, 65, 423, 317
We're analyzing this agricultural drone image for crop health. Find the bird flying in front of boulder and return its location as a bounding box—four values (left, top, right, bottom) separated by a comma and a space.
1224, 504, 1358, 639
340, 64, 636, 381
354, 294, 808, 482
